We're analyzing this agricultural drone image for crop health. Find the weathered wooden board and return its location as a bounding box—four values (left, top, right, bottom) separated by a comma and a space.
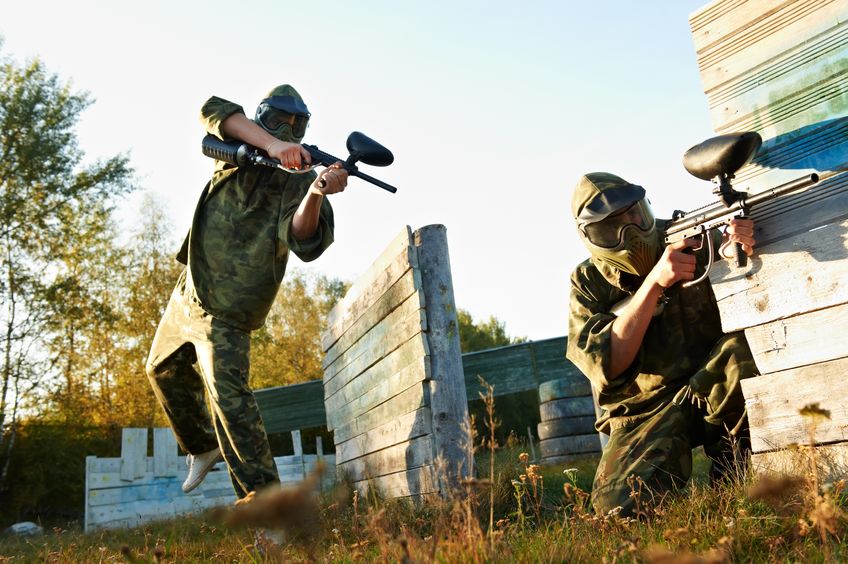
323, 227, 415, 351
338, 435, 434, 484
710, 216, 848, 333
690, 0, 848, 135
414, 225, 471, 491
326, 359, 428, 431
119, 429, 147, 482
323, 293, 426, 389
752, 443, 848, 482
742, 356, 848, 453
335, 407, 433, 465
463, 337, 583, 398
255, 380, 326, 434
323, 269, 424, 369
85, 429, 336, 531
332, 383, 430, 445
352, 464, 439, 499
153, 428, 179, 477
744, 302, 848, 374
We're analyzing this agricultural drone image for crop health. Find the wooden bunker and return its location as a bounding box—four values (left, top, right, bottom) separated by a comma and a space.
690, 0, 848, 476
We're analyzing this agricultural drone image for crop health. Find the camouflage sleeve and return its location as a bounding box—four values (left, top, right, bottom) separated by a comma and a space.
278, 174, 335, 263
565, 265, 635, 393
200, 96, 246, 140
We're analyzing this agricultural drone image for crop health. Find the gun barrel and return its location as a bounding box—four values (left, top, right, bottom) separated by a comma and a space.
665, 172, 819, 240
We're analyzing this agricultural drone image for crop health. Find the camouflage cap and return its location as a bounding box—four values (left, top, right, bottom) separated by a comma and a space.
259, 84, 310, 117
572, 172, 646, 226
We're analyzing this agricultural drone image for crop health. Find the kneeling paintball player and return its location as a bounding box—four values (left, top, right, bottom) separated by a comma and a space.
566, 172, 758, 517
145, 85, 347, 500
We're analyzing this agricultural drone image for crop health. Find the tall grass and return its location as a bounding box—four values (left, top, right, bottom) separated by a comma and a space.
1, 401, 846, 562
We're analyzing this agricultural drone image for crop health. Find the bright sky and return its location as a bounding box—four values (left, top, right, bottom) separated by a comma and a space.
3, 0, 718, 341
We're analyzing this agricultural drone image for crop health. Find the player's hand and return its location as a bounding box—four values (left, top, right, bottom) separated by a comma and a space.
310, 162, 348, 196
267, 140, 312, 170
719, 218, 756, 259
646, 238, 699, 289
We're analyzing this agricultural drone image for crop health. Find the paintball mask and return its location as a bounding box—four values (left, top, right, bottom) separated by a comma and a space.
573, 173, 660, 277
255, 85, 310, 143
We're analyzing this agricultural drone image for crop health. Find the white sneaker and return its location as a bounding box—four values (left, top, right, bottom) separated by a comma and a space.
182, 448, 222, 493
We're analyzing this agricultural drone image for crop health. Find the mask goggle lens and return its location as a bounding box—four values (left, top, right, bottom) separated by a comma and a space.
583, 200, 653, 248
258, 105, 309, 137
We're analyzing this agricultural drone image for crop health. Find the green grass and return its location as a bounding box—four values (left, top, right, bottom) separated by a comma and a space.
2, 443, 847, 563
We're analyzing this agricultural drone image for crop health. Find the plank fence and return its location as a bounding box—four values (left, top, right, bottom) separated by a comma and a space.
84, 427, 334, 531
322, 225, 471, 499
690, 0, 848, 477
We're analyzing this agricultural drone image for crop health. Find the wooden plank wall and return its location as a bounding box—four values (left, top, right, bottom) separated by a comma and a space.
84, 427, 335, 531
322, 225, 471, 499
690, 0, 848, 477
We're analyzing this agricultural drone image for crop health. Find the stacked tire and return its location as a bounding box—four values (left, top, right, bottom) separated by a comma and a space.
537, 378, 601, 464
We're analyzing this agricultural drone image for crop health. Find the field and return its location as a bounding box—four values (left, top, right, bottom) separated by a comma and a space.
1, 436, 846, 563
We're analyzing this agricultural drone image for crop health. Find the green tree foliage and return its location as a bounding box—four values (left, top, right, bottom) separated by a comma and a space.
250, 271, 348, 389
0, 45, 133, 489
457, 308, 526, 353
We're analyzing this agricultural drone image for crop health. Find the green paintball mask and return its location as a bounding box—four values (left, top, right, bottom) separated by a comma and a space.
572, 173, 660, 277
255, 85, 310, 143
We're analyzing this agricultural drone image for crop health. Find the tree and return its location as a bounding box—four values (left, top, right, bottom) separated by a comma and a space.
0, 45, 133, 487
249, 270, 348, 389
457, 308, 526, 353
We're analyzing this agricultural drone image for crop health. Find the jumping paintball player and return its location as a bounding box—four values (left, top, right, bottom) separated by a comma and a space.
145, 85, 347, 504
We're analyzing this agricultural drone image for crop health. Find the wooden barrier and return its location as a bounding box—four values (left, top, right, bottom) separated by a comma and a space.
690, 0, 848, 477
322, 225, 471, 499
84, 427, 335, 531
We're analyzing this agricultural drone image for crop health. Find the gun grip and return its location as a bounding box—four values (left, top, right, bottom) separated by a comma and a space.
734, 214, 749, 268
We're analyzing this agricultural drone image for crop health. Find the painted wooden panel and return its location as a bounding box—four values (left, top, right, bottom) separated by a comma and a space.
744, 302, 848, 374
323, 296, 427, 391
323, 269, 424, 369
255, 380, 326, 434
338, 435, 435, 484
742, 356, 848, 453
325, 358, 428, 431
323, 227, 416, 351
323, 224, 470, 499
85, 429, 335, 531
119, 429, 147, 482
709, 216, 848, 333
335, 407, 433, 465
352, 464, 440, 499
752, 442, 848, 482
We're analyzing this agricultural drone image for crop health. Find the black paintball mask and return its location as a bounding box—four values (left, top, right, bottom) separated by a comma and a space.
255, 91, 310, 143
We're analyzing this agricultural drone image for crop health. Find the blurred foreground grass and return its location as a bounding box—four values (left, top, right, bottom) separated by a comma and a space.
1, 441, 847, 563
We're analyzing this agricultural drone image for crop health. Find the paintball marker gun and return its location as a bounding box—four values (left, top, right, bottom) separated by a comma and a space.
667, 131, 819, 287
201, 131, 397, 193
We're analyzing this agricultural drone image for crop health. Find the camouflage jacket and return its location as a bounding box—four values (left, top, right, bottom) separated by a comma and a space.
176, 96, 334, 332
566, 222, 723, 433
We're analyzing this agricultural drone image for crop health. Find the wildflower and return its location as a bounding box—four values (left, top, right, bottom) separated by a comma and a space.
518, 452, 529, 464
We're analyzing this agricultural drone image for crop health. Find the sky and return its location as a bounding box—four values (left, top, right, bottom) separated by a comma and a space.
2, 0, 720, 341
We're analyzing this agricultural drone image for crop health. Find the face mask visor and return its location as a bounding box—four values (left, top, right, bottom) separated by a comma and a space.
582, 199, 655, 249
256, 105, 309, 138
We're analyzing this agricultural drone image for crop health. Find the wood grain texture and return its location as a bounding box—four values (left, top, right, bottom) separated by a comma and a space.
744, 302, 848, 374
335, 407, 433, 464
709, 216, 848, 333
119, 428, 147, 482
153, 428, 178, 478
323, 227, 415, 351
351, 464, 439, 499
338, 435, 434, 483
742, 356, 848, 453
752, 443, 848, 482
331, 383, 430, 445
414, 225, 472, 492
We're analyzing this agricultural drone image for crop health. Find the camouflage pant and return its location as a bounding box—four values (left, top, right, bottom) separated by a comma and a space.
145, 270, 279, 498
591, 332, 756, 517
